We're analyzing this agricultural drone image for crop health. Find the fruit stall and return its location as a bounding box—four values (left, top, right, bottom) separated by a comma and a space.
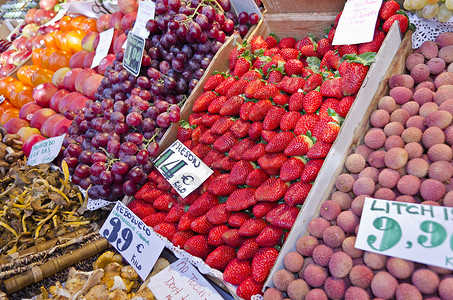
0, 0, 452, 299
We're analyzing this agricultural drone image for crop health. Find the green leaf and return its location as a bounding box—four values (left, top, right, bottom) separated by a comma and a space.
306, 57, 321, 73
343, 52, 376, 66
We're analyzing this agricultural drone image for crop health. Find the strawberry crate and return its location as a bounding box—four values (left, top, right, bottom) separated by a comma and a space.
261, 0, 346, 14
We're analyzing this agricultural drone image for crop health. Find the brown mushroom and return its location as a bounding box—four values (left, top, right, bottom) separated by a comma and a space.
5, 151, 23, 163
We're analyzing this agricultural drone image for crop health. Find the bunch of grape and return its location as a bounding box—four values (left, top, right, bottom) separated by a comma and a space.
404, 0, 453, 22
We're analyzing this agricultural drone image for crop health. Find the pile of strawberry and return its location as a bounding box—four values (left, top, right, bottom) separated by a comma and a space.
126, 3, 409, 299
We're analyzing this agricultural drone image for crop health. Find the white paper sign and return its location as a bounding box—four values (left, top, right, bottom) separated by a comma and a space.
153, 140, 213, 198
332, 0, 383, 45
91, 28, 114, 68
230, 0, 262, 18
132, 1, 156, 39
43, 8, 68, 27
356, 198, 453, 270
100, 201, 165, 280
60, 1, 106, 18
0, 95, 5, 104
148, 259, 223, 300
27, 134, 65, 166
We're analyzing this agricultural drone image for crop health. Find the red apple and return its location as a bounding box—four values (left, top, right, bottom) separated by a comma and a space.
82, 52, 96, 69
12, 50, 32, 66
109, 11, 125, 32
58, 92, 83, 113
83, 74, 103, 99
31, 35, 45, 49
17, 127, 41, 142
121, 12, 137, 30
19, 102, 42, 121
49, 89, 69, 112
68, 94, 90, 113
40, 0, 58, 10
69, 50, 89, 69
52, 67, 70, 89
52, 117, 72, 137
23, 134, 47, 157
96, 14, 111, 33
4, 118, 30, 134
30, 108, 57, 130
118, 0, 139, 15
0, 50, 15, 64
40, 113, 66, 137
81, 32, 99, 52
0, 64, 16, 78
25, 8, 37, 24
33, 9, 45, 26
40, 10, 57, 25
97, 54, 115, 76
113, 33, 127, 55
62, 68, 82, 92
32, 82, 58, 107
75, 68, 97, 94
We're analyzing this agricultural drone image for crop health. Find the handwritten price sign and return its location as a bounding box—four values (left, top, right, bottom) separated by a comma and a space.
27, 134, 65, 166
153, 140, 213, 198
356, 198, 453, 270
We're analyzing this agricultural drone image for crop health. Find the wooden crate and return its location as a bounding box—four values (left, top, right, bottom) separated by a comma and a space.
262, 0, 345, 14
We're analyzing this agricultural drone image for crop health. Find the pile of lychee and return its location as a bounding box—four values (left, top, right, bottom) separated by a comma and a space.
263, 32, 453, 300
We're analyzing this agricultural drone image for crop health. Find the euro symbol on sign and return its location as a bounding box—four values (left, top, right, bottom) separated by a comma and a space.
136, 243, 144, 253
181, 175, 194, 185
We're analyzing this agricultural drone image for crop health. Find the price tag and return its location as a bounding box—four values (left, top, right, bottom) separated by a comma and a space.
42, 8, 68, 27
153, 140, 213, 198
60, 1, 105, 18
132, 1, 156, 39
332, 0, 382, 45
27, 134, 65, 166
91, 28, 115, 68
100, 201, 165, 280
123, 32, 145, 77
148, 259, 223, 300
229, 0, 262, 18
356, 198, 453, 270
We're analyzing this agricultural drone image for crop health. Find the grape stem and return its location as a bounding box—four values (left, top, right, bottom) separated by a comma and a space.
143, 128, 162, 148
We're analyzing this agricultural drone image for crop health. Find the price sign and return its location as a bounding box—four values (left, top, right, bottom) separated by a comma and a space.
42, 8, 68, 27
91, 28, 115, 68
100, 201, 165, 280
148, 259, 223, 300
153, 140, 213, 198
132, 1, 156, 38
27, 134, 65, 166
356, 198, 453, 270
123, 32, 145, 77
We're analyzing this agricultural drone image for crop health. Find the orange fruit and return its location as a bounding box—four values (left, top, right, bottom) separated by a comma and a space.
32, 48, 43, 67
48, 50, 71, 71
0, 77, 16, 96
0, 100, 14, 116
81, 18, 97, 33
30, 68, 54, 87
44, 32, 58, 49
39, 48, 55, 70
65, 30, 85, 53
59, 15, 73, 32
17, 89, 34, 108
0, 107, 20, 124
70, 16, 87, 31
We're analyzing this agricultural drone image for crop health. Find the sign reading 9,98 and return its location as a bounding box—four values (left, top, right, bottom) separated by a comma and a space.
355, 198, 453, 270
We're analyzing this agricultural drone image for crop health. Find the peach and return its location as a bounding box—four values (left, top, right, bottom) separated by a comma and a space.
52, 117, 72, 137
75, 68, 97, 94
49, 89, 70, 113
40, 114, 66, 137
83, 74, 103, 99
96, 14, 111, 32
32, 82, 58, 108
62, 68, 82, 92
58, 92, 83, 113
22, 134, 46, 157
52, 67, 71, 89
69, 50, 89, 69
19, 102, 42, 121
17, 127, 41, 142
82, 52, 96, 69
97, 54, 115, 75
30, 108, 57, 130
3, 118, 29, 134
81, 32, 99, 52
108, 11, 125, 31
67, 94, 90, 112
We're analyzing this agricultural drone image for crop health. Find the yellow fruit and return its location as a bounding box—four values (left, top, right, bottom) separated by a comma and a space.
437, 4, 453, 21
423, 3, 440, 18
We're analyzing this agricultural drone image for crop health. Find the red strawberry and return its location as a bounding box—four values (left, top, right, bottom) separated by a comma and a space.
143, 211, 166, 227
237, 238, 260, 260
280, 111, 302, 131
320, 77, 343, 99
237, 277, 264, 300
256, 225, 283, 247
206, 203, 231, 225
261, 130, 278, 143
252, 56, 271, 70
211, 156, 237, 171
253, 84, 280, 100
207, 173, 237, 196
278, 36, 296, 49
188, 191, 218, 217
189, 112, 204, 126
266, 35, 279, 48
193, 91, 217, 112
153, 193, 176, 211
219, 96, 245, 117
246, 169, 270, 187
295, 36, 314, 51
258, 153, 288, 175
177, 120, 194, 143
266, 203, 289, 224
288, 91, 305, 112
271, 206, 300, 229
207, 225, 229, 246
191, 215, 214, 234
318, 98, 340, 119
205, 245, 236, 271
248, 121, 264, 140
323, 50, 341, 70
284, 134, 315, 156
338, 60, 349, 76
285, 59, 304, 76
300, 44, 319, 57
328, 27, 336, 43
240, 101, 255, 121
273, 94, 290, 106
253, 202, 277, 219
238, 218, 268, 237
229, 160, 255, 185
215, 76, 237, 95
225, 187, 257, 212
229, 43, 247, 70
222, 228, 246, 248
230, 119, 251, 138
164, 202, 185, 223
184, 235, 209, 259
241, 70, 262, 81
228, 212, 251, 228
229, 138, 256, 161
334, 11, 342, 27
252, 247, 279, 283
265, 131, 295, 153
263, 106, 286, 131
303, 90, 323, 113
199, 129, 220, 144
280, 156, 306, 182
303, 73, 323, 92
255, 177, 289, 202
316, 38, 332, 56
379, 0, 400, 20
213, 132, 238, 152
210, 117, 235, 135
177, 211, 197, 231
251, 35, 268, 54
245, 79, 266, 99
191, 125, 207, 144
279, 48, 299, 60
319, 121, 340, 143
172, 230, 195, 248
134, 182, 162, 203
341, 62, 370, 96
336, 95, 355, 117
226, 78, 249, 98
300, 158, 324, 183
130, 200, 156, 219
234, 57, 251, 78
358, 30, 385, 54
223, 259, 252, 286
201, 113, 221, 127
307, 140, 332, 159
208, 95, 228, 114
301, 67, 314, 77
153, 222, 176, 240
284, 181, 312, 206
337, 44, 358, 56
267, 69, 284, 84
249, 100, 274, 122
204, 73, 224, 91
202, 149, 226, 167
277, 76, 305, 94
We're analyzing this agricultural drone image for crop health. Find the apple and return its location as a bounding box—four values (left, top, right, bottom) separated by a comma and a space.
45, 24, 59, 33
97, 54, 115, 76
32, 82, 58, 107
121, 12, 137, 30
109, 11, 125, 32
67, 94, 89, 113
34, 10, 45, 27
40, 0, 58, 10
96, 14, 111, 33
118, 0, 139, 15
37, 26, 47, 36
30, 108, 57, 130
75, 68, 96, 94
0, 50, 15, 64
81, 32, 99, 52
40, 113, 66, 137
0, 64, 16, 78
17, 127, 41, 142
62, 68, 82, 92
69, 50, 89, 69
31, 35, 45, 49
19, 102, 43, 121
83, 74, 103, 99
82, 52, 96, 69
21, 24, 39, 39
49, 89, 69, 112
113, 33, 127, 55
58, 92, 83, 113
4, 118, 30, 134
40, 10, 57, 25
52, 117, 72, 137
52, 67, 71, 89
23, 134, 47, 157
25, 8, 37, 24
13, 50, 32, 66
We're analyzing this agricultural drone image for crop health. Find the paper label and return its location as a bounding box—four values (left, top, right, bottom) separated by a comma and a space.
91, 28, 114, 68
132, 1, 156, 39
0, 95, 5, 104
148, 259, 223, 300
60, 1, 106, 18
153, 140, 213, 198
229, 0, 262, 18
100, 201, 165, 280
356, 198, 453, 270
123, 32, 145, 77
27, 134, 65, 166
332, 0, 383, 45
43, 8, 68, 27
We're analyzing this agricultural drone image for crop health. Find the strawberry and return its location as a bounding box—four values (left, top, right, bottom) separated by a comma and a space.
255, 177, 289, 202
177, 120, 194, 143
318, 98, 340, 119
301, 67, 314, 77
284, 181, 312, 206
177, 211, 197, 231
153, 193, 176, 211
280, 156, 306, 182
238, 218, 268, 237
266, 35, 279, 48
252, 56, 271, 70
164, 202, 185, 223
222, 228, 246, 248
253, 84, 280, 100
307, 140, 332, 159
358, 30, 385, 54
134, 182, 161, 203
322, 50, 341, 70
207, 173, 237, 196
191, 125, 207, 144
248, 121, 264, 140
280, 111, 302, 131
204, 73, 224, 90
379, 0, 400, 20
320, 77, 343, 99
338, 60, 349, 77
226, 78, 249, 98
199, 129, 220, 144
142, 211, 166, 227
225, 187, 257, 212
219, 95, 245, 117
229, 138, 256, 161
319, 121, 340, 143
172, 230, 195, 248
184, 235, 209, 259
271, 206, 300, 229
245, 79, 266, 98
228, 212, 251, 228
288, 91, 305, 112
278, 36, 296, 49
251, 35, 268, 54
303, 73, 323, 92
267, 69, 284, 85
277, 76, 305, 94
223, 259, 252, 286
295, 36, 314, 51
201, 113, 221, 127
256, 225, 283, 247
252, 202, 278, 219
188, 191, 218, 217
263, 47, 280, 57
193, 91, 217, 112
153, 222, 177, 240
311, 118, 329, 139
300, 158, 324, 183
316, 38, 332, 57
206, 203, 231, 225
273, 94, 290, 106
279, 48, 299, 61
341, 53, 374, 96
191, 215, 214, 234
234, 57, 251, 78
201, 171, 221, 194
241, 70, 262, 81
205, 245, 236, 271
240, 101, 255, 121
337, 44, 358, 56
207, 95, 227, 114
207, 224, 229, 246
252, 247, 279, 283
213, 132, 238, 152
210, 117, 235, 135
246, 168, 270, 187
202, 149, 225, 167
263, 106, 286, 131
261, 130, 278, 143
266, 203, 290, 224
284, 134, 315, 156
215, 76, 237, 95
336, 95, 355, 117
230, 119, 251, 138
265, 131, 295, 153
334, 11, 342, 27
189, 112, 204, 126
258, 153, 288, 175
237, 238, 260, 260
328, 27, 336, 43
285, 59, 304, 76
210, 156, 237, 171
229, 160, 255, 185
229, 43, 247, 70
303, 90, 323, 113
237, 277, 264, 300
248, 100, 274, 121
130, 200, 156, 219
300, 44, 319, 57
